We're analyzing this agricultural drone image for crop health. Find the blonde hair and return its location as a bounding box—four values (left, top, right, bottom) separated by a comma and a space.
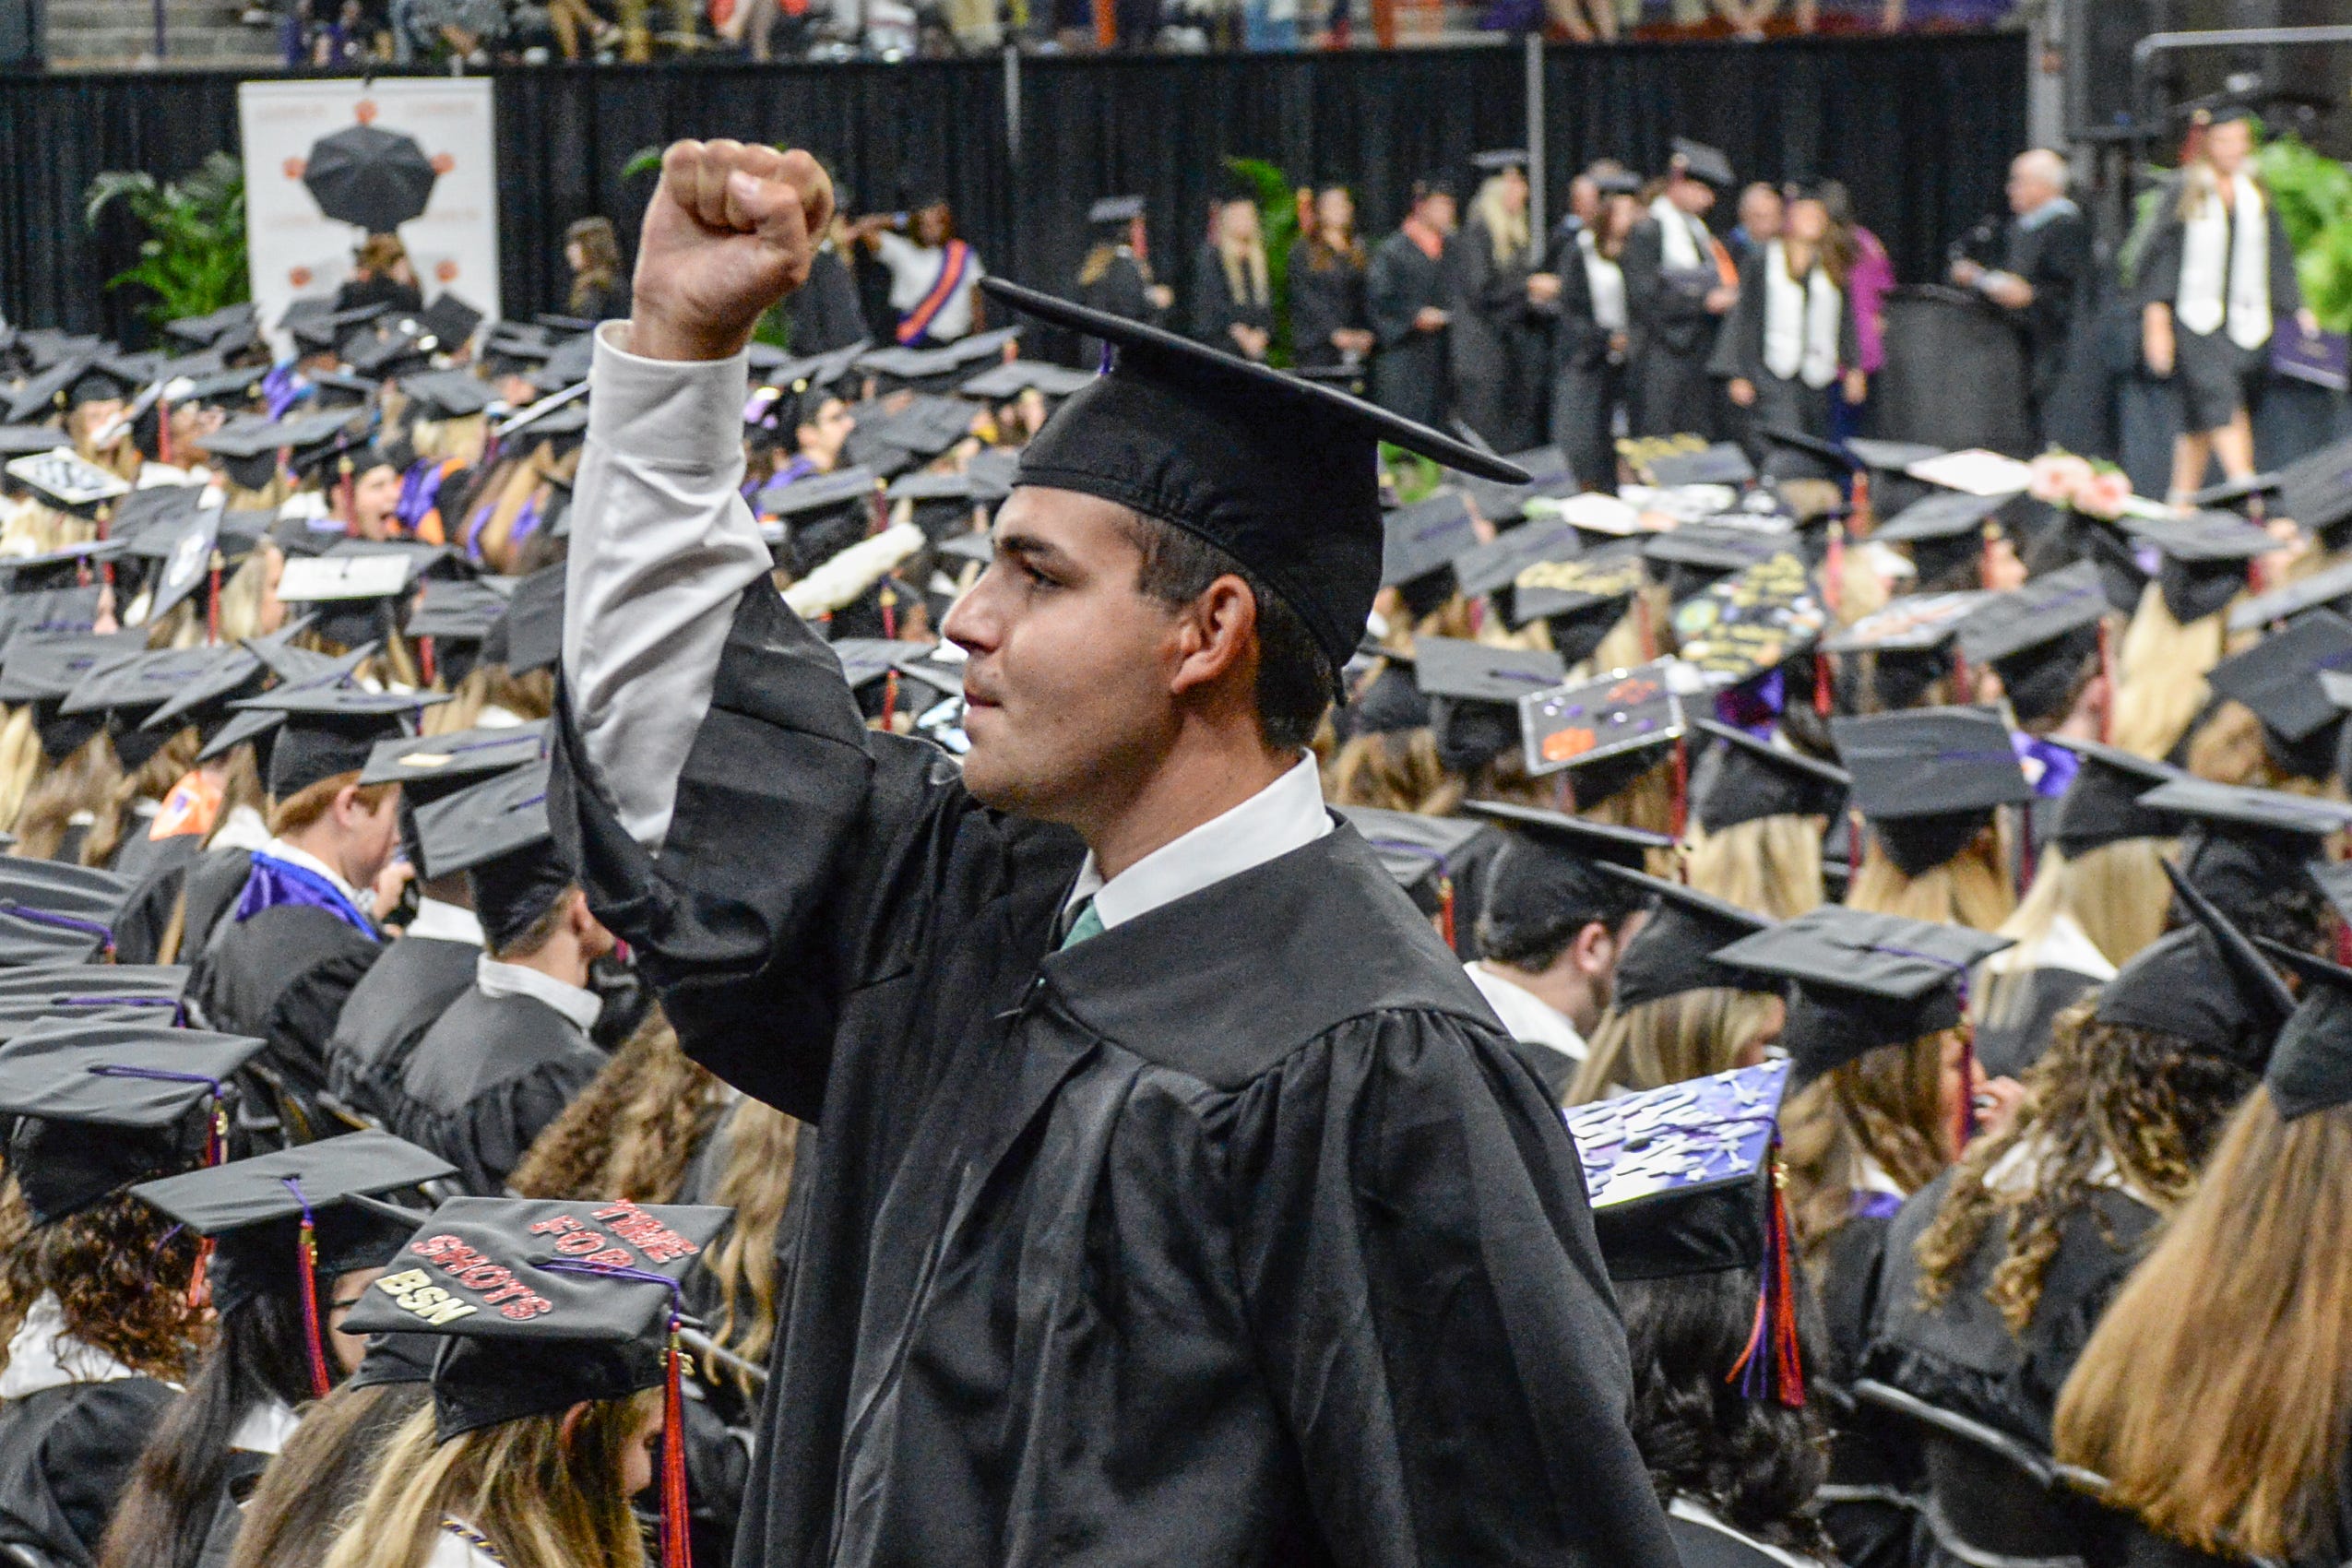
1325, 729, 1465, 815
1567, 987, 1785, 1106
1215, 204, 1269, 310
1682, 815, 1827, 921
319, 1392, 655, 1568
0, 707, 42, 832
1846, 826, 2016, 932
2110, 582, 2226, 761
80, 726, 200, 870
1975, 840, 2173, 1034
1781, 1030, 1957, 1260
1470, 172, 1531, 267
426, 665, 555, 731
2055, 1091, 2352, 1561
700, 1099, 801, 1400
9, 731, 122, 862
1574, 754, 1676, 839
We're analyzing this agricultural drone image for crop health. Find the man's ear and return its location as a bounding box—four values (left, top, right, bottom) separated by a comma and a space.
329, 781, 362, 827
1167, 575, 1259, 698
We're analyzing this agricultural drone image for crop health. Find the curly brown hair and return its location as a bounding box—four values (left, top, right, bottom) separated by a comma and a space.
1781, 1030, 1956, 1261
1910, 1001, 2254, 1335
0, 1180, 204, 1379
507, 1009, 731, 1204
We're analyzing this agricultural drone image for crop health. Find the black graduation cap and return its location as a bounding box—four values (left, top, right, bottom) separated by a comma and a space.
1690, 718, 1849, 833
2253, 940, 2352, 1122
137, 642, 266, 740
1958, 561, 2106, 671
755, 464, 879, 524
2203, 609, 2352, 771
1599, 864, 1775, 1008
2275, 434, 2352, 545
401, 369, 494, 420
1451, 517, 1582, 601
1087, 195, 1145, 225
1411, 636, 1565, 773
1334, 804, 1492, 922
981, 278, 1522, 683
2120, 511, 2271, 624
163, 302, 258, 348
417, 292, 487, 353
481, 563, 563, 676
2091, 860, 2296, 1070
0, 425, 68, 458
2143, 776, 2352, 919
0, 1016, 267, 1225
2229, 555, 2352, 633
412, 760, 569, 952
343, 327, 434, 381
1642, 524, 1786, 603
1645, 443, 1754, 489
398, 578, 504, 649
1462, 799, 1667, 933
171, 365, 270, 413
1566, 1059, 1790, 1280
130, 1131, 452, 1325
1831, 706, 2032, 876
338, 1194, 731, 1441
1381, 492, 1478, 598
1714, 906, 2012, 1082
289, 302, 390, 355
2044, 738, 2186, 856
232, 681, 442, 799
959, 360, 1098, 402
1669, 137, 1736, 189
360, 719, 546, 794
0, 855, 135, 967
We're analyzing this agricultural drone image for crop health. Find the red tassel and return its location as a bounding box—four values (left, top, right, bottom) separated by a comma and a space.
156, 398, 172, 468
1814, 652, 1833, 718
187, 1238, 212, 1313
1669, 737, 1689, 843
1728, 1153, 1805, 1408
296, 1214, 331, 1399
662, 1318, 694, 1568
207, 556, 221, 646
420, 636, 437, 687
1438, 876, 1456, 952
1850, 471, 1873, 537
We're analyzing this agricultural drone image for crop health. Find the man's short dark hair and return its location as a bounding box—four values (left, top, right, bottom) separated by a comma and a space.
1117, 512, 1334, 753
1475, 849, 1649, 972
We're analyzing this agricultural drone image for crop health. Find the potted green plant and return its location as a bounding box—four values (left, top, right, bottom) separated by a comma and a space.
84, 151, 251, 333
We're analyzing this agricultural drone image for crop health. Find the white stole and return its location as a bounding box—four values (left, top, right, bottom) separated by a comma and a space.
2176, 171, 2272, 350
1652, 195, 1704, 272
1761, 242, 1843, 389
1578, 228, 1628, 333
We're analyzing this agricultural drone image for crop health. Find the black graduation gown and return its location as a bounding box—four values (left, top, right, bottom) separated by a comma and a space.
1187, 243, 1275, 359
1972, 968, 2101, 1080
1812, 1207, 1918, 1568
547, 584, 1678, 1568
1621, 215, 1728, 438
1286, 239, 1369, 371
1666, 1505, 1828, 1568
0, 1378, 178, 1568
1075, 251, 1162, 329
1366, 230, 1457, 427
114, 845, 258, 968
388, 985, 604, 1195
1546, 227, 1626, 491
1451, 219, 1548, 455
105, 820, 195, 885
785, 246, 872, 357
1866, 1167, 2156, 1451
190, 894, 382, 1146
1957, 207, 2094, 419
1707, 248, 1859, 475
324, 932, 481, 1124
108, 835, 211, 965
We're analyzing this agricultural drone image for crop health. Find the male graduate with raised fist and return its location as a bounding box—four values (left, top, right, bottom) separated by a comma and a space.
552, 137, 1678, 1568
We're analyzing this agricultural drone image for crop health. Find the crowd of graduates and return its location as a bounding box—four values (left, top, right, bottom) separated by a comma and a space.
0, 176, 2346, 1568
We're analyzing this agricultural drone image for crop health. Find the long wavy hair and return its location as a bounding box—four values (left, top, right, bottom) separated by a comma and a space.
1911, 1002, 2254, 1333
507, 1010, 730, 1205
1975, 840, 2174, 1035
10, 729, 123, 861
82, 724, 201, 870
1782, 1030, 1957, 1260
1846, 826, 2016, 932
0, 1181, 202, 1379
1683, 815, 1827, 921
100, 1289, 324, 1568
700, 1098, 801, 1400
1568, 988, 1785, 1106
1620, 1267, 1835, 1559
2110, 582, 2225, 762
425, 663, 556, 731
319, 1390, 656, 1568
2055, 1090, 2352, 1562
1325, 729, 1465, 815
226, 1382, 432, 1568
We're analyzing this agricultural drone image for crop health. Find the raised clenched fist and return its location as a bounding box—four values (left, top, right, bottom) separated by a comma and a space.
629, 140, 836, 362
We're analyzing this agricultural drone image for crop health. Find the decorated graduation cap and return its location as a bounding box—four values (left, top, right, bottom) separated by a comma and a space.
2251, 940, 2352, 1123
1643, 523, 1787, 606
1669, 137, 1736, 189
2119, 511, 2271, 624
1462, 799, 1665, 946
1598, 864, 1775, 1008
481, 562, 563, 676
2203, 608, 2352, 778
413, 760, 570, 953
2044, 738, 2186, 857
1565, 1059, 1804, 1404
1831, 706, 2032, 877
1408, 636, 1566, 774
1645, 443, 1755, 490
233, 680, 444, 799
131, 1131, 453, 1395
1689, 719, 1849, 834
980, 278, 1524, 684
1714, 905, 2011, 1082
338, 1193, 731, 1568
0, 1015, 266, 1225
2088, 861, 2296, 1070
1957, 562, 2108, 729
1335, 803, 1493, 943
2140, 776, 2352, 921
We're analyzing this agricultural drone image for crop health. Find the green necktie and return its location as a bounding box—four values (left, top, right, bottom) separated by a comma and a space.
1059, 898, 1104, 949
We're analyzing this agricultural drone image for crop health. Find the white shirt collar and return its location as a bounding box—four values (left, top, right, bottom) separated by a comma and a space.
228, 1396, 303, 1455
257, 837, 369, 912
406, 897, 486, 947
475, 954, 603, 1034
208, 803, 270, 853
0, 1293, 146, 1400
1465, 961, 1588, 1065
1063, 754, 1331, 933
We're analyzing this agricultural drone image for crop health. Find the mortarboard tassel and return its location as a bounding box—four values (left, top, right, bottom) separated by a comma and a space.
1437, 874, 1456, 951
282, 1176, 333, 1399
1728, 1151, 1805, 1408
1850, 469, 1872, 536
1823, 519, 1845, 621
420, 636, 437, 688
1814, 650, 1833, 719
1669, 736, 1689, 843
662, 1312, 693, 1568
208, 552, 223, 646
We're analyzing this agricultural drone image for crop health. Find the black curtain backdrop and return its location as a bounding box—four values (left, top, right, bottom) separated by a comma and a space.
0, 32, 2023, 349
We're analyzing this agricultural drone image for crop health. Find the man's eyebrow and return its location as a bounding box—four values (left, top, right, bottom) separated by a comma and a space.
993, 529, 1070, 568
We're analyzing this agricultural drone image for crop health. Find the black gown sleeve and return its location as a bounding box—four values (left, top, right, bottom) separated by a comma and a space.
1708, 251, 1766, 383
1225, 1011, 1680, 1567
2136, 208, 2187, 310
0, 1380, 180, 1568
2268, 201, 2304, 320
1364, 238, 1424, 350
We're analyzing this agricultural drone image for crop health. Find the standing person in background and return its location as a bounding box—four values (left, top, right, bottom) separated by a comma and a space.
852, 196, 987, 346
1821, 180, 1891, 441
1452, 150, 1556, 456
1712, 184, 1860, 470
1728, 181, 1784, 266
335, 233, 424, 317
785, 203, 871, 354
1286, 184, 1374, 373
564, 217, 632, 322
1550, 170, 1643, 490
1951, 149, 2093, 447
1367, 173, 1460, 428
1189, 191, 1275, 363
1076, 196, 1174, 331
2139, 109, 2315, 503
1623, 139, 1740, 438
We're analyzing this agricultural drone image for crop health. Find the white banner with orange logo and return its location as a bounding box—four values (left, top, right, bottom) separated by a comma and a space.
237, 77, 501, 359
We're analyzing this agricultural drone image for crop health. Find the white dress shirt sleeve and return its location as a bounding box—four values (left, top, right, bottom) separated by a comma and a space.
563, 323, 774, 849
